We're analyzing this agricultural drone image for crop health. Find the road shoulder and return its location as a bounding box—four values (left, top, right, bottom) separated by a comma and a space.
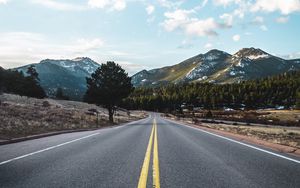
163, 117, 300, 158
0, 116, 149, 145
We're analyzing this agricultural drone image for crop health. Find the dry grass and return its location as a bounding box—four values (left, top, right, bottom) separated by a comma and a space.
0, 94, 146, 140
259, 110, 300, 122
201, 123, 300, 149
165, 110, 300, 149
167, 112, 300, 149
186, 109, 300, 127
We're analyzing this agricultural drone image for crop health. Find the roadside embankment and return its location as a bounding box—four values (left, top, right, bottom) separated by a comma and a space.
0, 94, 147, 143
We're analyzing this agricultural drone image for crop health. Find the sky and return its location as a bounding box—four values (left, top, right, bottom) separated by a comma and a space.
0, 0, 300, 75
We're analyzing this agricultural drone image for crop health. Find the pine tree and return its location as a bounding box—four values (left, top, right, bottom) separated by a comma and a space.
84, 61, 133, 123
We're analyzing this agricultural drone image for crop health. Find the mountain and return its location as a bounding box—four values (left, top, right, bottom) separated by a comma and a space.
12, 47, 300, 100
132, 48, 300, 87
15, 57, 100, 100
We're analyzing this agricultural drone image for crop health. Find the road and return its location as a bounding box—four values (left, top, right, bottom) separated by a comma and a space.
0, 113, 300, 188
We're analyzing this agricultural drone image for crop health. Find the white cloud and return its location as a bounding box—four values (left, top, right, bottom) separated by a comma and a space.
88, 0, 108, 8
232, 34, 240, 42
233, 8, 245, 19
213, 0, 237, 7
157, 0, 183, 9
251, 0, 300, 15
88, 0, 126, 11
0, 32, 104, 68
0, 32, 149, 75
162, 9, 222, 37
214, 0, 300, 16
113, 0, 126, 11
146, 5, 155, 15
260, 25, 268, 31
204, 43, 213, 49
162, 9, 194, 32
30, 0, 85, 11
276, 16, 289, 23
219, 13, 233, 27
185, 18, 219, 37
31, 0, 127, 11
0, 0, 8, 4
248, 16, 268, 31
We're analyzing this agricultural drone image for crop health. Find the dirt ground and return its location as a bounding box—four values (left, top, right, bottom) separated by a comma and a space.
0, 94, 147, 140
259, 110, 300, 122
201, 123, 300, 149
185, 109, 300, 127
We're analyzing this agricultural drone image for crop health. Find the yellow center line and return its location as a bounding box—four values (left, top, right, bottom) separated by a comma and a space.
137, 118, 161, 188
153, 119, 161, 188
137, 121, 155, 188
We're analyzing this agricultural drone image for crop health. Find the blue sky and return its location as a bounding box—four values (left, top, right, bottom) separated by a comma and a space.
0, 0, 300, 74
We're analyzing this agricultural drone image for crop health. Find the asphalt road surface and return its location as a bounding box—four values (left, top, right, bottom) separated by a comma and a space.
0, 113, 300, 188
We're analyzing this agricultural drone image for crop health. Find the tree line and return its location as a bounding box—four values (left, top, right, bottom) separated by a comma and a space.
0, 66, 46, 98
121, 71, 300, 111
1, 62, 299, 122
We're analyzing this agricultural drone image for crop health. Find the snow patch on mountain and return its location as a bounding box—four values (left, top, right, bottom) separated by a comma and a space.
204, 54, 219, 61
247, 54, 269, 60
185, 62, 215, 80
197, 76, 208, 81
185, 67, 196, 78
235, 59, 252, 68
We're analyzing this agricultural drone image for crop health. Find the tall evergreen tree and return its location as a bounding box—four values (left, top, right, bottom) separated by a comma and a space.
26, 65, 39, 81
84, 61, 133, 123
24, 66, 46, 98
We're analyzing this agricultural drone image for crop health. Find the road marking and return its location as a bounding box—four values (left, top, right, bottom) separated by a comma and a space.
153, 119, 161, 188
0, 132, 100, 166
137, 122, 155, 188
164, 118, 300, 164
0, 117, 151, 166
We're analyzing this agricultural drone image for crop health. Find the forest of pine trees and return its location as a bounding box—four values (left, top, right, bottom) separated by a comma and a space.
0, 66, 46, 98
121, 71, 300, 111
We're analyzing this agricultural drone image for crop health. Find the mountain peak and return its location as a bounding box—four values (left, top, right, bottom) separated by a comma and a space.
234, 47, 270, 60
200, 49, 230, 61
236, 47, 268, 55
72, 57, 93, 62
206, 49, 227, 55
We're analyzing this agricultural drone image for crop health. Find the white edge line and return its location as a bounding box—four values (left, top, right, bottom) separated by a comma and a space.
0, 116, 151, 166
0, 132, 100, 166
164, 118, 300, 164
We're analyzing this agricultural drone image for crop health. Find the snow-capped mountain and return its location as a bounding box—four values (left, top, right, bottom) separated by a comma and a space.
15, 57, 100, 100
40, 57, 99, 74
132, 48, 300, 86
12, 48, 300, 100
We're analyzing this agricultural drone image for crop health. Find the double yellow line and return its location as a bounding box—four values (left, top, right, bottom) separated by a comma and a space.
137, 119, 160, 188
